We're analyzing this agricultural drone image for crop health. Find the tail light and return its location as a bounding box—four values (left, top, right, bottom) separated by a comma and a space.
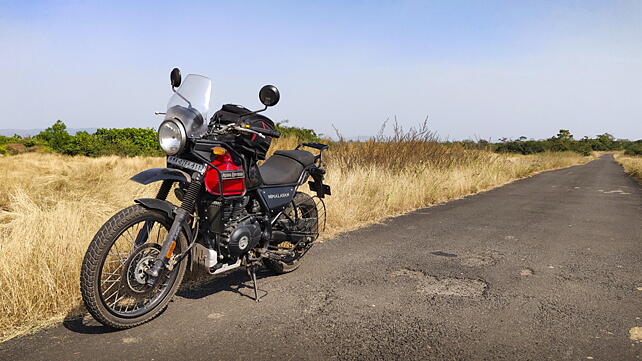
204, 150, 245, 195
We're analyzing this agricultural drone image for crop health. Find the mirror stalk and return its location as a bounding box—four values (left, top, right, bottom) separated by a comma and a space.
239, 105, 268, 119
172, 87, 192, 108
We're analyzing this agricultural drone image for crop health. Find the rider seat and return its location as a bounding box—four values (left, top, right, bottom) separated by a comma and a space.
259, 150, 316, 185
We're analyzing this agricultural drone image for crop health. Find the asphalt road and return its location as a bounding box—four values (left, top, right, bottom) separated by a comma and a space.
2, 155, 641, 361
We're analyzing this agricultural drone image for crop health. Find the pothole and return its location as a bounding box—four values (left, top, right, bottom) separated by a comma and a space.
392, 268, 487, 297
431, 251, 458, 258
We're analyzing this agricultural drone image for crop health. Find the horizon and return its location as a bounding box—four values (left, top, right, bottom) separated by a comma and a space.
0, 121, 636, 143
1, 1, 640, 140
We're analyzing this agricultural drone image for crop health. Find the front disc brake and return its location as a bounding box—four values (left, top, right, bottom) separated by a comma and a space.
121, 243, 162, 299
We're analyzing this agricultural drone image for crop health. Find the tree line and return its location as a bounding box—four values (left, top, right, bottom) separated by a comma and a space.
491, 129, 641, 156
0, 122, 639, 157
0, 120, 321, 157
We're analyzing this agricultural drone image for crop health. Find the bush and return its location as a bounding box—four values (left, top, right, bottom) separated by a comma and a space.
62, 131, 103, 156
31, 121, 163, 157
275, 122, 320, 142
625, 142, 642, 156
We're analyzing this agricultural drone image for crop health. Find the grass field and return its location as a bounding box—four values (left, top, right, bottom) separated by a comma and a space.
0, 138, 592, 341
614, 153, 642, 183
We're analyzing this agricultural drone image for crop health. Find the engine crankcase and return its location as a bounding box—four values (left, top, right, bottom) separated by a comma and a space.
227, 218, 262, 257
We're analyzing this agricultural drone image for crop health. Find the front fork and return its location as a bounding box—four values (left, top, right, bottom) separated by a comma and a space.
134, 180, 174, 246
145, 173, 203, 284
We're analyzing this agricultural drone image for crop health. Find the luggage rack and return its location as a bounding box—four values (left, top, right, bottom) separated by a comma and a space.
296, 142, 329, 166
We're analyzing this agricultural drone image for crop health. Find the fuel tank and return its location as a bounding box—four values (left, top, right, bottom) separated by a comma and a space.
204, 151, 245, 195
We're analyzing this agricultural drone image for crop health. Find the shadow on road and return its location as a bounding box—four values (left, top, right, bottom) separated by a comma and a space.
178, 267, 275, 301
62, 305, 122, 335
62, 266, 276, 335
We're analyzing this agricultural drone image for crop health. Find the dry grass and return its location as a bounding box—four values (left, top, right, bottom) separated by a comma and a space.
614, 153, 642, 183
0, 139, 591, 341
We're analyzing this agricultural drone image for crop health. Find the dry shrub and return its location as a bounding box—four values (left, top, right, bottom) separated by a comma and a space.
0, 137, 590, 341
614, 153, 642, 182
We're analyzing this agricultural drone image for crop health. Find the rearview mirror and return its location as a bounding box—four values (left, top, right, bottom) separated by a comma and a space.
170, 68, 182, 88
259, 85, 280, 107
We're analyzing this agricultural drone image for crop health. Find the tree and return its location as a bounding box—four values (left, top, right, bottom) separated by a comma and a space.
37, 120, 70, 153
556, 129, 573, 141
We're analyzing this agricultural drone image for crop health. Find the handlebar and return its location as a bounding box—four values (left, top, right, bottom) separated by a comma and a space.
208, 123, 281, 139
248, 126, 281, 138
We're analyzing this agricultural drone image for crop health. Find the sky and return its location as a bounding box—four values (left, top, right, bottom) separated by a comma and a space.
0, 0, 640, 140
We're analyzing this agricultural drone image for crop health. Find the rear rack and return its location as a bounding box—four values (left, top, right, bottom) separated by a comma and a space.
296, 142, 329, 166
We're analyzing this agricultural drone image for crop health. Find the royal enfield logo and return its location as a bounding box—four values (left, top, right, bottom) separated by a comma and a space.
267, 193, 290, 199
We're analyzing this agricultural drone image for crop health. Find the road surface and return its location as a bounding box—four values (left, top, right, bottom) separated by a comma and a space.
2, 154, 641, 360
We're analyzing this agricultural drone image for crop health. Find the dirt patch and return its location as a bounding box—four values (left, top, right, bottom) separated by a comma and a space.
122, 337, 140, 344
460, 255, 496, 267
207, 313, 224, 320
4, 143, 27, 155
520, 268, 534, 276
390, 268, 424, 278
392, 268, 487, 297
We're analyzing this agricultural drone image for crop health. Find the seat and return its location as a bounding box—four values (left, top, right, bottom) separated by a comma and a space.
259, 154, 304, 185
274, 150, 316, 166
259, 150, 316, 185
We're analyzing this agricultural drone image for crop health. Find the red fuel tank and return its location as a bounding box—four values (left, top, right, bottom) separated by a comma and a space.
204, 151, 245, 196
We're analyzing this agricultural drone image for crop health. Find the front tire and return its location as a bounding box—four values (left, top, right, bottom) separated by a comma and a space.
80, 205, 188, 329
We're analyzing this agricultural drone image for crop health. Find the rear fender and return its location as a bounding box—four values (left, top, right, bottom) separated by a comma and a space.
130, 168, 191, 186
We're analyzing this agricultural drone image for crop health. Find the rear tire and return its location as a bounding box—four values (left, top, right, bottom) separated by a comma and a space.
80, 205, 188, 329
265, 192, 319, 274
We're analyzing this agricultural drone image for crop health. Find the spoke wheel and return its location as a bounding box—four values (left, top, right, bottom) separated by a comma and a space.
265, 192, 319, 274
81, 205, 187, 329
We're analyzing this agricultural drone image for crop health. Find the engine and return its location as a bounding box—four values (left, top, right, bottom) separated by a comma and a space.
223, 217, 262, 257
194, 197, 263, 271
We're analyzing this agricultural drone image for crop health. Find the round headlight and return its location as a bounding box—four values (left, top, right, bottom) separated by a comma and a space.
158, 120, 186, 155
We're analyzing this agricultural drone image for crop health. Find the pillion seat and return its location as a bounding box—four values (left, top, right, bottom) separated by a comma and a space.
259, 150, 316, 185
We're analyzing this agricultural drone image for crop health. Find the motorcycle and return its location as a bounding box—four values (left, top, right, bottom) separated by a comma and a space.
80, 68, 331, 329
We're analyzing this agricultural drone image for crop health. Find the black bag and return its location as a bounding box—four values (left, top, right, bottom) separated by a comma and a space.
210, 104, 276, 160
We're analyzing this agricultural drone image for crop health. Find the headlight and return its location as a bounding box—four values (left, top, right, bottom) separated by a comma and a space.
158, 120, 186, 155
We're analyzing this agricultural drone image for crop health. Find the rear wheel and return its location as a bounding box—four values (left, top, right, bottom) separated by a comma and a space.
265, 192, 320, 274
80, 205, 188, 329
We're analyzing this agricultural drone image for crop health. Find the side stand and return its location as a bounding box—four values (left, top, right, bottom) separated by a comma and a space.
246, 263, 261, 302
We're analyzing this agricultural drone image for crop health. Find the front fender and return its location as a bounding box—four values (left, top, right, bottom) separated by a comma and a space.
134, 198, 194, 244
130, 168, 191, 185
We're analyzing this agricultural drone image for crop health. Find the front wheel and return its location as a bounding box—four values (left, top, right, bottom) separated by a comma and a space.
80, 205, 188, 329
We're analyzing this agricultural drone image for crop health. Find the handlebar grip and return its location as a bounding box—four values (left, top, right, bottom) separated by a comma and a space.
249, 126, 281, 138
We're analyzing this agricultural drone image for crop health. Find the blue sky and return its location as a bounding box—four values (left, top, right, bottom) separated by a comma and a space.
0, 0, 640, 140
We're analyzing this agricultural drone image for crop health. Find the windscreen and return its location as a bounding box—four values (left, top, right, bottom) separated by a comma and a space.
166, 74, 212, 138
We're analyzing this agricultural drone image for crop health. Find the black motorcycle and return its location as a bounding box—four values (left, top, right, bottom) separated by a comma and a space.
80, 68, 331, 328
